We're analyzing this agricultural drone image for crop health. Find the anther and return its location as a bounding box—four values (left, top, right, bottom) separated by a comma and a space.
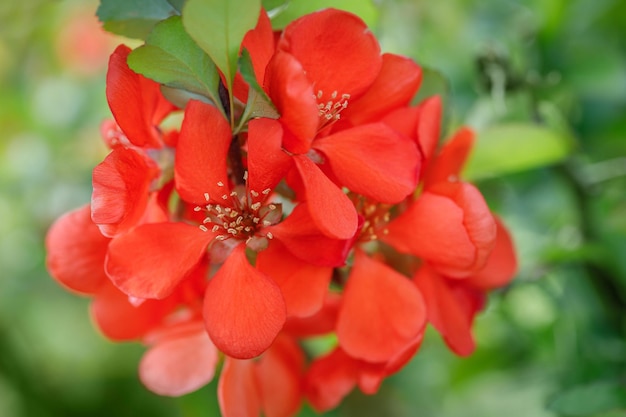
199, 225, 209, 232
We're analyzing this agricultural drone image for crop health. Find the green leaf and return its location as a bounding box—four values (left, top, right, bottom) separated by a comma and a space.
270, 0, 379, 30
97, 0, 178, 39
127, 16, 222, 110
237, 49, 278, 123
463, 123, 574, 180
182, 0, 261, 95
167, 0, 187, 12
547, 381, 626, 416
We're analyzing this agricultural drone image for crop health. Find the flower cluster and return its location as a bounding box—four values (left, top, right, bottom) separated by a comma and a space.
46, 8, 517, 417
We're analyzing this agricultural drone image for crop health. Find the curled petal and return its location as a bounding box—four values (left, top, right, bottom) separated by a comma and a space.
383, 182, 496, 277
466, 217, 518, 290
45, 205, 109, 295
106, 45, 174, 148
106, 222, 213, 299
140, 322, 218, 396
314, 123, 420, 203
337, 251, 426, 363
247, 118, 294, 195
91, 147, 160, 237
204, 245, 286, 359
264, 51, 318, 153
175, 100, 232, 205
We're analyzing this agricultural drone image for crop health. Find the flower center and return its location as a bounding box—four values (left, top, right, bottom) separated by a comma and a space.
352, 197, 391, 242
194, 181, 281, 246
315, 90, 350, 130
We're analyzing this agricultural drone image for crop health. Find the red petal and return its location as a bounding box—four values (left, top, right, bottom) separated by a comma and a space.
381, 106, 419, 140
218, 358, 262, 417
106, 222, 212, 299
91, 280, 174, 341
264, 51, 318, 153
106, 45, 174, 148
415, 96, 442, 165
91, 147, 159, 237
293, 155, 357, 240
414, 266, 481, 356
242, 8, 275, 85
175, 100, 232, 205
336, 251, 426, 363
356, 338, 421, 394
140, 321, 218, 396
283, 292, 341, 337
278, 9, 381, 101
247, 118, 294, 194
203, 245, 286, 359
424, 127, 474, 187
304, 347, 358, 412
257, 240, 332, 318
45, 205, 108, 295
256, 335, 304, 417
268, 202, 350, 267
340, 53, 422, 126
314, 123, 420, 203
466, 217, 518, 289
383, 182, 496, 276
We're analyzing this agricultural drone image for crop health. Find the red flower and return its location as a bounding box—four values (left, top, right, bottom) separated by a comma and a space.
240, 9, 422, 239
92, 45, 177, 237
414, 217, 517, 355
382, 128, 497, 277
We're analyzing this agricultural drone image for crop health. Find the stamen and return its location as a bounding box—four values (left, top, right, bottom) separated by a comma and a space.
199, 225, 209, 232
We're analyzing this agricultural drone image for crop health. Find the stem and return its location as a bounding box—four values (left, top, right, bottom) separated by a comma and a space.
219, 81, 245, 185
228, 134, 246, 186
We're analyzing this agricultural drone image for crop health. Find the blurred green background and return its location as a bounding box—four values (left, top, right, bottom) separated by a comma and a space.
1, 0, 625, 416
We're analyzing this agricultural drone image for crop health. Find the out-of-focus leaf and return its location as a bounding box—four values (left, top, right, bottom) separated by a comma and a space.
128, 16, 222, 111
547, 381, 626, 416
167, 0, 187, 12
182, 0, 261, 95
270, 0, 379, 29
463, 123, 574, 180
413, 66, 451, 105
97, 0, 178, 39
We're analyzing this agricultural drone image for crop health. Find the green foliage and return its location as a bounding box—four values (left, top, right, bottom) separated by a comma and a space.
127, 16, 222, 113
269, 0, 378, 29
3, 0, 626, 416
464, 123, 574, 180
182, 0, 261, 114
547, 381, 626, 416
96, 0, 179, 39
236, 49, 278, 127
